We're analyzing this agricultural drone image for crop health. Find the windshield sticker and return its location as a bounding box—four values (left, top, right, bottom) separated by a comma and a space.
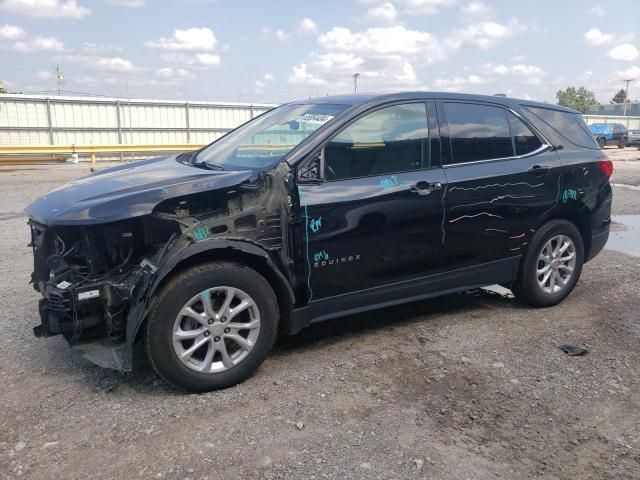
297, 113, 334, 125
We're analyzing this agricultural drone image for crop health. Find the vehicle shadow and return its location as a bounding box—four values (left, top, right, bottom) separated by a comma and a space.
273, 288, 521, 355
76, 289, 521, 395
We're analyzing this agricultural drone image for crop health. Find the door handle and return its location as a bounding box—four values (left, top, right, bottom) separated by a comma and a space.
410, 181, 443, 195
528, 165, 550, 175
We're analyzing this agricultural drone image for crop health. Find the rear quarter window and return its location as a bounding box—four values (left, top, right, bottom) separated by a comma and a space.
523, 106, 598, 150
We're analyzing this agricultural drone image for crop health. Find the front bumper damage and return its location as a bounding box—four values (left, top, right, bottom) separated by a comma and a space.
29, 220, 159, 371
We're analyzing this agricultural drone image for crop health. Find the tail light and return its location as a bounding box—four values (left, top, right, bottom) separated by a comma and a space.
597, 158, 613, 178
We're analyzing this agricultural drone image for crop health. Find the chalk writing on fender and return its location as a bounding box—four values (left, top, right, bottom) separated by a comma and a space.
193, 226, 209, 241
380, 175, 402, 190
562, 188, 577, 203
312, 251, 361, 268
309, 217, 322, 233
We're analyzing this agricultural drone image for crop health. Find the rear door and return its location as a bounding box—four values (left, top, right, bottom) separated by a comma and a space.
297, 101, 447, 307
437, 100, 561, 271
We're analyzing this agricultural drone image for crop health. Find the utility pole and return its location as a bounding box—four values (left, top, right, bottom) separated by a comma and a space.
622, 78, 634, 116
55, 65, 64, 95
352, 73, 360, 94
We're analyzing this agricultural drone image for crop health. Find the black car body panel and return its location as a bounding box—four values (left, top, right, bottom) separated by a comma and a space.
25, 91, 612, 371
25, 155, 254, 226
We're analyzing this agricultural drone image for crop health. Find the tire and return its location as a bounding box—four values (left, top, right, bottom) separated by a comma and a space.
618, 137, 626, 149
146, 261, 279, 392
597, 138, 606, 149
512, 220, 584, 308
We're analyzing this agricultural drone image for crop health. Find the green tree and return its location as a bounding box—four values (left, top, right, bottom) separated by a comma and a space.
556, 86, 598, 113
611, 88, 627, 104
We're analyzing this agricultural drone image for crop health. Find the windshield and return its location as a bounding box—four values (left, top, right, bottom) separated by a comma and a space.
196, 103, 347, 169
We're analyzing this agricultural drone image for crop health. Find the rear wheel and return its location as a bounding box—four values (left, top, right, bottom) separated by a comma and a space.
597, 137, 606, 149
146, 262, 279, 392
512, 220, 584, 307
618, 137, 626, 149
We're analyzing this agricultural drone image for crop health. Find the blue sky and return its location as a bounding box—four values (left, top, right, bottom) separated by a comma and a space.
0, 0, 638, 104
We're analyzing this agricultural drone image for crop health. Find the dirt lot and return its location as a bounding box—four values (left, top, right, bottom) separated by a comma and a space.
1, 150, 639, 480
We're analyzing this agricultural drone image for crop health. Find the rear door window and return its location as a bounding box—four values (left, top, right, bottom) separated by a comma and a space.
507, 112, 543, 156
523, 106, 597, 149
443, 102, 513, 164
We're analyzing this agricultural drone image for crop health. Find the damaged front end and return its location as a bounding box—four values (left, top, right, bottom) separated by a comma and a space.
29, 214, 177, 369
26, 154, 298, 371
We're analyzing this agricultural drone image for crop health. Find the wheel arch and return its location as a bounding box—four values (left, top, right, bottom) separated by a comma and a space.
132, 239, 296, 346
539, 208, 591, 260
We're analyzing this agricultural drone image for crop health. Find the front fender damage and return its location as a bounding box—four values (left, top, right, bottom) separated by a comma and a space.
29, 163, 299, 371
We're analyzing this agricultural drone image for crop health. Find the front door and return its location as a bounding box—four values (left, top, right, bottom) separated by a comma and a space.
296, 102, 446, 313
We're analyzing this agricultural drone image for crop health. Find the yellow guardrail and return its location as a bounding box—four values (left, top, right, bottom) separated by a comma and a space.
0, 144, 205, 166
0, 143, 298, 166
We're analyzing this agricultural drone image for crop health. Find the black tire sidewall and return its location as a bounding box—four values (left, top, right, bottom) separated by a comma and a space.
517, 220, 584, 307
146, 262, 279, 392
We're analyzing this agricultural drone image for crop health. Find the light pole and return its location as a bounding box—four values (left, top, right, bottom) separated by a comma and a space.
622, 78, 634, 117
353, 73, 360, 94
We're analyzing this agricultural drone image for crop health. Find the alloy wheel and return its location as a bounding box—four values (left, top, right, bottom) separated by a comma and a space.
172, 287, 261, 373
536, 235, 577, 294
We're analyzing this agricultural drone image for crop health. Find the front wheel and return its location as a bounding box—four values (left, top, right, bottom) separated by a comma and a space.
618, 137, 626, 149
512, 220, 584, 307
598, 138, 606, 149
146, 262, 279, 392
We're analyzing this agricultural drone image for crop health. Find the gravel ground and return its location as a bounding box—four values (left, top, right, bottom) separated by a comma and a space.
1, 153, 639, 480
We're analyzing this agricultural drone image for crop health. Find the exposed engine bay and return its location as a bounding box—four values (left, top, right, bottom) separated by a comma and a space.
27, 161, 298, 370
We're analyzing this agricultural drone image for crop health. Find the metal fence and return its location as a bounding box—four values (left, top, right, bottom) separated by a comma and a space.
0, 94, 276, 146
583, 114, 640, 130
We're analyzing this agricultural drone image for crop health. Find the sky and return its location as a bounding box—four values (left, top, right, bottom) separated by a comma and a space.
0, 0, 638, 104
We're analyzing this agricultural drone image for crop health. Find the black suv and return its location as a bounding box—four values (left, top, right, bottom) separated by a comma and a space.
25, 93, 613, 392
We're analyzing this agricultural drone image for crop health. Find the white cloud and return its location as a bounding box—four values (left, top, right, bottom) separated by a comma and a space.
255, 73, 275, 92
608, 43, 639, 62
195, 53, 221, 66
159, 52, 221, 68
509, 64, 544, 76
585, 5, 605, 17
616, 66, 640, 79
446, 19, 525, 50
156, 67, 193, 79
0, 0, 90, 19
145, 27, 217, 51
433, 74, 486, 91
35, 70, 51, 80
54, 54, 135, 71
584, 27, 613, 46
319, 26, 441, 58
288, 64, 328, 87
0, 24, 27, 39
363, 2, 397, 23
81, 42, 122, 54
297, 18, 318, 34
396, 0, 457, 15
13, 35, 64, 52
107, 0, 144, 6
260, 26, 291, 42
461, 0, 491, 17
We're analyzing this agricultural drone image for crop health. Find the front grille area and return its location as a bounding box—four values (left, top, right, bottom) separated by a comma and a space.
45, 290, 72, 312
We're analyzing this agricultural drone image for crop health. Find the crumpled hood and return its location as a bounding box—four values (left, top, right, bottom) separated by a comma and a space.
25, 155, 253, 226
